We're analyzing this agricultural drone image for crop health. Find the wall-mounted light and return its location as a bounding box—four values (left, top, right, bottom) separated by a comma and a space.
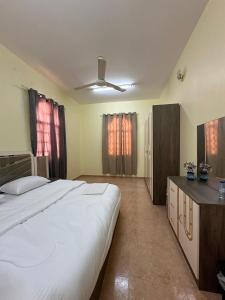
177, 69, 186, 82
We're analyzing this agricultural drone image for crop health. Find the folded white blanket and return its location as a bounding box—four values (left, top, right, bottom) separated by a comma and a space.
81, 183, 109, 195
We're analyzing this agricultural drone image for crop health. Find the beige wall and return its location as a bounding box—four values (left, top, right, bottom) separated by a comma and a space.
80, 99, 164, 177
2, 1, 224, 179
0, 43, 165, 179
161, 0, 225, 175
0, 44, 81, 179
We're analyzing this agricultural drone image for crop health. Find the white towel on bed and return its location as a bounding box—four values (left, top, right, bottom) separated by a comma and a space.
81, 183, 109, 195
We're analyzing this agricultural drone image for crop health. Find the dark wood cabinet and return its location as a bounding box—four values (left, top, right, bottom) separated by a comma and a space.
145, 104, 180, 205
168, 176, 225, 293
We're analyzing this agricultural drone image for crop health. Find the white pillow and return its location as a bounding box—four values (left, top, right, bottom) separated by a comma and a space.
0, 176, 50, 195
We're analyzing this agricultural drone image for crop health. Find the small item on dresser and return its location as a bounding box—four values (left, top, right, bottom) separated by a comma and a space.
199, 162, 211, 182
219, 180, 225, 200
184, 162, 196, 181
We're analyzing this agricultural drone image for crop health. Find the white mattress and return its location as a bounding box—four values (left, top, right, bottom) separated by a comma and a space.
0, 180, 121, 300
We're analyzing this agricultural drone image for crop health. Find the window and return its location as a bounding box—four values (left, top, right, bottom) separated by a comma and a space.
28, 88, 67, 179
102, 112, 137, 175
36, 100, 60, 158
54, 106, 60, 159
108, 115, 132, 156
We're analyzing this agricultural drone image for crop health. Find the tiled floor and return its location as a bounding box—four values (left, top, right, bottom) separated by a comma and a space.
80, 176, 222, 300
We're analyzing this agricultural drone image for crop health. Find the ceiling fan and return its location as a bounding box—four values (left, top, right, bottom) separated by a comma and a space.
74, 57, 126, 92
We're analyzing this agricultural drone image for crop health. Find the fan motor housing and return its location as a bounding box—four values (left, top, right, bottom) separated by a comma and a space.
96, 80, 106, 86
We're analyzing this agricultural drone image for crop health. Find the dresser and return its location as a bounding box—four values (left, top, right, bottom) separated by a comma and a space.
168, 176, 225, 292
144, 104, 180, 205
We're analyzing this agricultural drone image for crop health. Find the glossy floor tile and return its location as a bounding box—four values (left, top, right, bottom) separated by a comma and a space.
79, 176, 222, 300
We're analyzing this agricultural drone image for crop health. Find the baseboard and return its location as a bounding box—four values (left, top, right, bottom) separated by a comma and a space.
74, 174, 144, 180
73, 175, 84, 180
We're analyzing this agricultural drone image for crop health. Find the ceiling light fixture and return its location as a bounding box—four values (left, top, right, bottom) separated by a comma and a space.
75, 57, 131, 92
91, 84, 135, 92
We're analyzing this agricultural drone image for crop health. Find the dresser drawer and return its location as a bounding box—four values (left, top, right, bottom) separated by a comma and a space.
168, 180, 178, 235
178, 190, 199, 279
169, 203, 177, 235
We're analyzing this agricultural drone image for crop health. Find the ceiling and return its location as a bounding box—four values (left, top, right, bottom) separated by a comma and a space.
0, 0, 208, 104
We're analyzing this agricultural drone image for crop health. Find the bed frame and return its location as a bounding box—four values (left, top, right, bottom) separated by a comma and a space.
0, 153, 33, 186
90, 214, 119, 300
0, 153, 118, 299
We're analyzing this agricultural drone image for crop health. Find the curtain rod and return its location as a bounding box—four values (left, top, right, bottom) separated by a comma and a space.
14, 84, 44, 97
14, 84, 28, 91
14, 84, 53, 100
100, 112, 137, 117
14, 85, 136, 110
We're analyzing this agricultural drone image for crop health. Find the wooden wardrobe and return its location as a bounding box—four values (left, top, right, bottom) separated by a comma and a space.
144, 104, 180, 205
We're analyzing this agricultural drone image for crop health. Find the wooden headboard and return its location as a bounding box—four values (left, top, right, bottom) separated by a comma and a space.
0, 153, 33, 186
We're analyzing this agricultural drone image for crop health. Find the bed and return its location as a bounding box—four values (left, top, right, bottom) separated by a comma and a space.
0, 153, 121, 300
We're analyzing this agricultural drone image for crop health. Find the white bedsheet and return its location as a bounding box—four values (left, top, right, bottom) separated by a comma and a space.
0, 180, 121, 300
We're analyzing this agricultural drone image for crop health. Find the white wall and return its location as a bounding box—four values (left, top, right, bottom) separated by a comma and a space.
3, 0, 224, 179
161, 0, 225, 174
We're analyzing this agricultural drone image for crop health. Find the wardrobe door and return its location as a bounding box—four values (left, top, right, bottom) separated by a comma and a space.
152, 104, 180, 205
144, 119, 148, 182
144, 119, 150, 191
148, 112, 153, 200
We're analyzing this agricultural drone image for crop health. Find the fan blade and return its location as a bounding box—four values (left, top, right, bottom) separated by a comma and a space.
98, 57, 106, 80
74, 82, 97, 90
105, 82, 126, 92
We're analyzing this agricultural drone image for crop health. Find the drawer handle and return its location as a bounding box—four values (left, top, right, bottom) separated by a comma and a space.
178, 214, 183, 224
183, 197, 193, 241
170, 187, 175, 193
170, 202, 174, 208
